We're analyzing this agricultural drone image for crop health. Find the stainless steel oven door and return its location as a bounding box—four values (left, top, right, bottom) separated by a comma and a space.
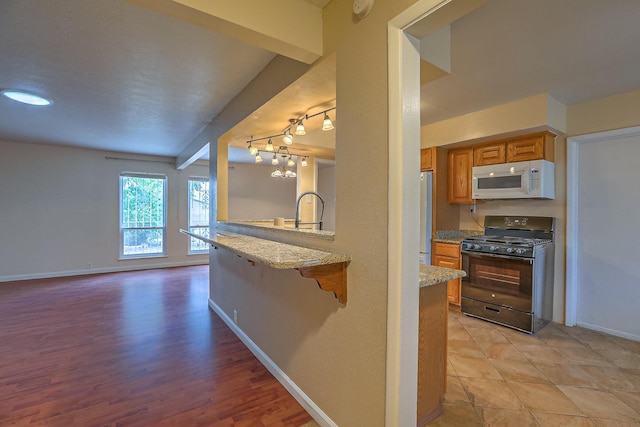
461, 251, 534, 312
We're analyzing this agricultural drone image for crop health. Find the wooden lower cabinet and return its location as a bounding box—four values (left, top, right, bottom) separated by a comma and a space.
417, 281, 448, 426
432, 242, 462, 306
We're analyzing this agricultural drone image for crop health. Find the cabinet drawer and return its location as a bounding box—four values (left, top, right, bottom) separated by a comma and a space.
433, 242, 461, 259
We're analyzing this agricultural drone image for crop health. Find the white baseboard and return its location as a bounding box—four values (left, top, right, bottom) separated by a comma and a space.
577, 321, 640, 342
207, 298, 337, 427
0, 259, 209, 283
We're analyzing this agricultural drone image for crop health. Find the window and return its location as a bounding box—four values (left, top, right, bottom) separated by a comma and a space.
188, 177, 210, 253
120, 173, 166, 258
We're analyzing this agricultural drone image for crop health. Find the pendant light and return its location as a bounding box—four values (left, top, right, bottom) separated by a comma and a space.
265, 138, 274, 151
255, 153, 262, 163
322, 112, 334, 131
283, 130, 294, 145
287, 156, 295, 167
248, 143, 258, 156
301, 156, 308, 167
295, 119, 306, 136
271, 154, 279, 165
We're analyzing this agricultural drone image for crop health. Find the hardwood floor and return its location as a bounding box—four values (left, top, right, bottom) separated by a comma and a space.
0, 266, 313, 426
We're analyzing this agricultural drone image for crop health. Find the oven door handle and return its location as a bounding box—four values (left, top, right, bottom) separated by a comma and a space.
461, 251, 533, 264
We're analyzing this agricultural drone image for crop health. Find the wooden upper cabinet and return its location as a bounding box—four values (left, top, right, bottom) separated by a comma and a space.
448, 147, 474, 204
506, 132, 555, 162
420, 147, 434, 171
474, 142, 506, 166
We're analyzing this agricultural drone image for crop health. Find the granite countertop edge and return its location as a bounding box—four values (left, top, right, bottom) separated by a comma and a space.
433, 229, 483, 244
180, 230, 349, 269
420, 264, 466, 288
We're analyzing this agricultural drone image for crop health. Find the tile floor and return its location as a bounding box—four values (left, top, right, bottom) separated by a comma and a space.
428, 310, 640, 426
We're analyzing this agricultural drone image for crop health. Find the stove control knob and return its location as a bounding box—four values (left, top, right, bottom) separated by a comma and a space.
489, 246, 499, 252
506, 247, 514, 253
515, 248, 526, 255
473, 244, 482, 250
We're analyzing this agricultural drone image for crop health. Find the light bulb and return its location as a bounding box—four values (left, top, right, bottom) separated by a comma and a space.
255, 153, 262, 163
287, 157, 295, 167
301, 157, 308, 167
283, 132, 293, 145
265, 139, 274, 151
249, 145, 258, 155
322, 113, 334, 131
272, 154, 279, 165
271, 169, 282, 178
285, 169, 293, 177
295, 121, 306, 136
289, 171, 297, 178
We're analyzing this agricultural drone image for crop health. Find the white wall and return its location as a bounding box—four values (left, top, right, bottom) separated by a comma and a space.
0, 140, 209, 281
227, 162, 297, 220
317, 165, 336, 231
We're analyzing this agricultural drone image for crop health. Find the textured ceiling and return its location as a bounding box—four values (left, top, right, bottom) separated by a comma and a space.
420, 0, 640, 124
2, 0, 640, 162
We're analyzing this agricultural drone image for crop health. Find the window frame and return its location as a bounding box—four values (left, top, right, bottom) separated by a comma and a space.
119, 172, 167, 259
187, 176, 210, 254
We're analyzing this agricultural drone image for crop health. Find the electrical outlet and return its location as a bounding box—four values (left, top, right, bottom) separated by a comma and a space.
233, 309, 238, 324
470, 205, 476, 214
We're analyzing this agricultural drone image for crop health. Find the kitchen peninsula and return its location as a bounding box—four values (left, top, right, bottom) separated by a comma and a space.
181, 229, 464, 425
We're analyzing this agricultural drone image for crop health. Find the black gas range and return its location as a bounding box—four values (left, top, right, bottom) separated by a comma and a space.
460, 216, 555, 334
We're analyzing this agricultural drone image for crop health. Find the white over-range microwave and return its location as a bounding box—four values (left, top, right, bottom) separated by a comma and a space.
472, 159, 555, 200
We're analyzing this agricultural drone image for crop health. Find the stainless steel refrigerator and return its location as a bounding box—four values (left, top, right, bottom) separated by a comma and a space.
419, 171, 433, 265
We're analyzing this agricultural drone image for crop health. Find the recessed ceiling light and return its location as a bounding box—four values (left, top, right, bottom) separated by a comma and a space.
2, 90, 52, 106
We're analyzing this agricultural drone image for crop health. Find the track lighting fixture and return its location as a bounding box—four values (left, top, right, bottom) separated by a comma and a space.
265, 138, 274, 151
301, 156, 308, 167
272, 153, 279, 165
287, 156, 295, 167
255, 153, 262, 163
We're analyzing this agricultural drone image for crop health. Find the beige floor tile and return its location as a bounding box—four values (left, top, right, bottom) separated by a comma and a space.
514, 343, 571, 365
426, 403, 482, 426
624, 370, 640, 391
449, 354, 503, 380
502, 328, 546, 345
448, 358, 457, 377
459, 378, 525, 410
613, 391, 640, 414
535, 363, 601, 388
559, 386, 640, 422
476, 342, 528, 361
555, 346, 616, 367
474, 407, 538, 426
509, 382, 584, 415
467, 327, 510, 343
448, 326, 474, 341
581, 365, 640, 392
490, 358, 551, 384
576, 334, 627, 351
444, 375, 472, 406
449, 339, 486, 358
457, 315, 496, 329
596, 349, 640, 370
532, 412, 598, 426
593, 419, 640, 426
610, 338, 640, 354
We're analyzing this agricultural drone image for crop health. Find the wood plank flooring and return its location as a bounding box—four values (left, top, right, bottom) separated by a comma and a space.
0, 266, 313, 426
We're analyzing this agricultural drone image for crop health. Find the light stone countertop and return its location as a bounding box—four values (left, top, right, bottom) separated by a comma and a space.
221, 220, 335, 241
433, 229, 483, 244
419, 264, 466, 288
180, 230, 349, 269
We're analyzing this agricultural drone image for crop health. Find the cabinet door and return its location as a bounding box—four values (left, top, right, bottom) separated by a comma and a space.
433, 254, 461, 305
506, 135, 544, 162
420, 147, 434, 171
448, 148, 474, 204
474, 142, 506, 166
